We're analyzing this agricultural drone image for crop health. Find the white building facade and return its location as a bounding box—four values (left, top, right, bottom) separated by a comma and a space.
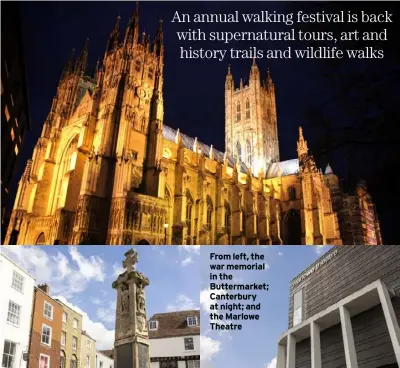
0, 253, 35, 368
148, 310, 200, 368
95, 351, 114, 368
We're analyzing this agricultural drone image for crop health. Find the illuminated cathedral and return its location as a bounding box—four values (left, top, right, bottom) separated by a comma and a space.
5, 6, 382, 245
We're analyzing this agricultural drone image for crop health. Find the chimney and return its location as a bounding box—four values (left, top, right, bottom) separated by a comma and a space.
38, 284, 50, 294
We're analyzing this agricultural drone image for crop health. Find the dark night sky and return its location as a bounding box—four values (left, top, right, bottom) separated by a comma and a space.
14, 1, 400, 243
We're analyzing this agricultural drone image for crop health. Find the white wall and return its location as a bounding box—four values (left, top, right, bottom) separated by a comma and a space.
150, 335, 200, 358
96, 352, 114, 368
151, 360, 190, 368
0, 254, 35, 368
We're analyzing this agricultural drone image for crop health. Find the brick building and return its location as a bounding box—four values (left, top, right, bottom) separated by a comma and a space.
28, 284, 63, 368
277, 245, 400, 367
56, 299, 83, 368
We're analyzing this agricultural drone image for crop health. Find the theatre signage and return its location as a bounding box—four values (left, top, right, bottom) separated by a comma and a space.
291, 249, 339, 288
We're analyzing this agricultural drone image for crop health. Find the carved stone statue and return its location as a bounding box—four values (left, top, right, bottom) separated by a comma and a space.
122, 249, 138, 272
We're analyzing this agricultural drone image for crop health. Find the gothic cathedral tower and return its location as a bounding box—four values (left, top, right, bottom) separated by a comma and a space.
5, 4, 168, 245
225, 60, 279, 174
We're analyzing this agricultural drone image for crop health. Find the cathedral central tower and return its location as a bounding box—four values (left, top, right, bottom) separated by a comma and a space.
225, 60, 279, 174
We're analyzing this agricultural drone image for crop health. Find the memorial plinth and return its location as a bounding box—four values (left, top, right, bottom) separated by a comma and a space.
112, 249, 150, 368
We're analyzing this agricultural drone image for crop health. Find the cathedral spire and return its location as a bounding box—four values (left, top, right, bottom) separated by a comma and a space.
124, 2, 139, 46
153, 18, 164, 57
106, 16, 121, 54
75, 38, 89, 76
297, 126, 308, 157
249, 57, 260, 83
60, 48, 75, 80
266, 68, 274, 92
225, 64, 233, 90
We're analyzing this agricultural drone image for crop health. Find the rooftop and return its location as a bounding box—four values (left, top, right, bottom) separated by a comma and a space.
163, 125, 299, 179
148, 309, 200, 339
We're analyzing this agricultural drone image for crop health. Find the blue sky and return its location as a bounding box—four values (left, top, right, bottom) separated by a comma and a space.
1, 244, 331, 366
1, 245, 201, 350
199, 245, 331, 368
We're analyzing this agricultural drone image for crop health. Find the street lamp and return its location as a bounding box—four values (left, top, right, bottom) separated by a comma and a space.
164, 223, 169, 244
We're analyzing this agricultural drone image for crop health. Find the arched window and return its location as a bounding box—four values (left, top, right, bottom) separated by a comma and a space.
236, 101, 241, 122
60, 351, 66, 368
246, 140, 252, 167
186, 191, 193, 239
236, 141, 242, 161
288, 186, 296, 201
245, 98, 250, 119
55, 135, 79, 209
224, 202, 231, 232
62, 136, 79, 175
241, 208, 246, 234
206, 196, 213, 228
36, 232, 46, 245
70, 355, 77, 368
135, 59, 141, 72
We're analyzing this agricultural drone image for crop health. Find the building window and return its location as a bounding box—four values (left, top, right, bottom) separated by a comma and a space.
10, 127, 15, 141
62, 312, 68, 323
41, 324, 52, 346
14, 117, 18, 127
5, 104, 10, 122
224, 203, 231, 232
39, 354, 50, 368
7, 300, 21, 326
2, 340, 16, 368
148, 320, 158, 330
71, 358, 77, 368
61, 331, 66, 346
148, 67, 154, 79
10, 94, 14, 106
14, 145, 19, 156
236, 141, 242, 161
87, 340, 91, 348
11, 270, 24, 292
246, 140, 252, 167
186, 192, 193, 240
86, 355, 90, 368
135, 59, 141, 72
100, 363, 103, 368
288, 186, 296, 201
60, 353, 66, 368
73, 318, 78, 329
245, 98, 250, 119
72, 336, 78, 350
236, 101, 241, 122
206, 199, 213, 229
44, 301, 53, 320
184, 337, 194, 350
187, 316, 198, 327
187, 361, 200, 368
293, 288, 303, 327
161, 362, 177, 368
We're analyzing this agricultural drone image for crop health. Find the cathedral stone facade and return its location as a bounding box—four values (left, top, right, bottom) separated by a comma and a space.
4, 7, 382, 245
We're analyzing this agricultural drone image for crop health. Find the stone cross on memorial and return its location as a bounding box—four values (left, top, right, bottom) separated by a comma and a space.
112, 249, 150, 368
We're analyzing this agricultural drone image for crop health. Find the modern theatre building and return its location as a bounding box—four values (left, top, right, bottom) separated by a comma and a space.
277, 245, 400, 367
